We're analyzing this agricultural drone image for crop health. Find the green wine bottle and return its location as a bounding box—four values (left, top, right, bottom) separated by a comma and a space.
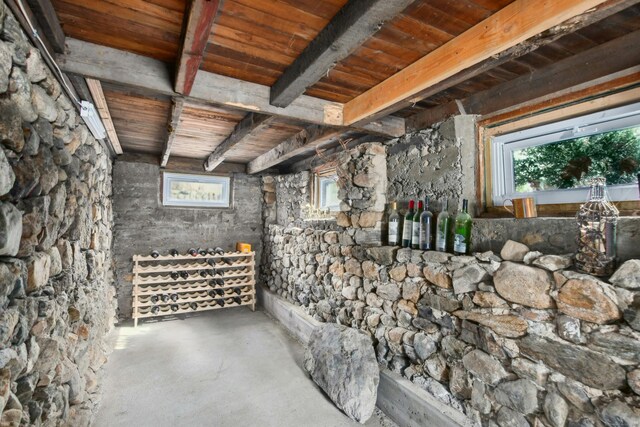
401, 200, 415, 248
411, 200, 423, 249
453, 199, 472, 255
435, 198, 450, 252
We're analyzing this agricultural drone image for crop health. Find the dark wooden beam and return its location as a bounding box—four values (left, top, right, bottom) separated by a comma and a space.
343, 0, 610, 125
352, 0, 640, 124
161, 97, 185, 167
407, 29, 640, 131
67, 73, 93, 102
25, 0, 65, 53
118, 152, 246, 175
204, 113, 274, 171
175, 0, 223, 96
247, 126, 345, 174
269, 0, 415, 107
57, 38, 406, 137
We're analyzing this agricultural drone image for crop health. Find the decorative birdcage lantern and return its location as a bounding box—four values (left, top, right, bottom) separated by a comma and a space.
575, 177, 619, 276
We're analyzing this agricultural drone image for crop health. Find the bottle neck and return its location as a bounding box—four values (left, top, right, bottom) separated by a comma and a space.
409, 200, 415, 210
417, 201, 424, 210
461, 199, 468, 213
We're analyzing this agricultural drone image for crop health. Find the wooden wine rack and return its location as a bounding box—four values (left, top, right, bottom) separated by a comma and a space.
131, 251, 256, 327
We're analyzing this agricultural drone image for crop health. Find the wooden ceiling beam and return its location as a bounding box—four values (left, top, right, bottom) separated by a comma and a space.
161, 97, 185, 167
85, 78, 123, 155
247, 126, 345, 174
174, 0, 223, 96
407, 29, 640, 131
356, 0, 640, 122
204, 113, 274, 171
57, 38, 404, 137
23, 0, 65, 53
269, 0, 415, 108
342, 0, 611, 126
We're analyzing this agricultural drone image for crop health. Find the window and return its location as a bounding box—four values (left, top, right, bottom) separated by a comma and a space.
490, 101, 640, 205
318, 175, 340, 211
162, 172, 231, 208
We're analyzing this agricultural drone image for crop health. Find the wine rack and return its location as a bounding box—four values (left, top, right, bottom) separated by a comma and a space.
131, 251, 256, 327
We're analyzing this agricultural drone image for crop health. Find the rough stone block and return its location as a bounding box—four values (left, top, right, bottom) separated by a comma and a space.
0, 202, 22, 256
494, 262, 555, 309
304, 323, 379, 423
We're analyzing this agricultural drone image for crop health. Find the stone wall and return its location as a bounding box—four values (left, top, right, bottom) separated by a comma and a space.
262, 225, 640, 426
0, 3, 116, 425
112, 160, 263, 318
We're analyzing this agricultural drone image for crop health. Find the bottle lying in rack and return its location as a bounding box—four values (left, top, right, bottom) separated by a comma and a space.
170, 271, 179, 280
170, 249, 179, 257
207, 258, 217, 267
218, 299, 225, 307
150, 295, 159, 304
199, 270, 209, 278
198, 248, 207, 256
188, 248, 198, 257
213, 247, 224, 255
221, 258, 233, 265
170, 293, 178, 302
180, 271, 189, 279
190, 302, 198, 310
150, 250, 160, 258
151, 306, 160, 314
233, 297, 242, 304
233, 287, 242, 295
170, 304, 179, 312
206, 248, 216, 255
161, 294, 170, 303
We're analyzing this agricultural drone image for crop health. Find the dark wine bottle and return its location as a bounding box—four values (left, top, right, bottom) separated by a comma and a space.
180, 271, 189, 279
208, 289, 216, 298
170, 293, 178, 302
207, 248, 216, 255
170, 271, 179, 280
161, 294, 170, 303
188, 248, 198, 257
234, 287, 241, 295
170, 304, 179, 312
170, 249, 179, 257
402, 200, 415, 248
222, 258, 233, 265
150, 295, 159, 304
207, 258, 217, 267
215, 278, 224, 286
218, 299, 225, 307
216, 288, 225, 296
199, 270, 208, 278
151, 306, 160, 314
150, 250, 160, 258
190, 302, 198, 310
214, 247, 224, 255
233, 297, 241, 304
198, 248, 207, 256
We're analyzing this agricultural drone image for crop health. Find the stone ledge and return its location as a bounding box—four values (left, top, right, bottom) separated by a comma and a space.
257, 287, 473, 427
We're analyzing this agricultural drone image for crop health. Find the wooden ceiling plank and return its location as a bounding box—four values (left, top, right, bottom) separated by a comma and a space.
161, 97, 185, 167
175, 0, 223, 95
269, 0, 416, 108
203, 112, 274, 171
58, 38, 405, 137
247, 126, 345, 174
86, 78, 124, 155
25, 0, 65, 53
407, 28, 640, 131
342, 0, 617, 126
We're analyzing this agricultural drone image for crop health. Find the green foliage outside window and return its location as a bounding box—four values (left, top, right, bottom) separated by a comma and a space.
513, 127, 640, 192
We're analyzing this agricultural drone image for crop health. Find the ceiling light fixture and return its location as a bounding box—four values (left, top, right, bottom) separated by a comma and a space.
80, 101, 107, 140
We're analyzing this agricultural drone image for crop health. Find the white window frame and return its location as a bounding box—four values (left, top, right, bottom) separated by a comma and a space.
318, 175, 340, 212
491, 101, 640, 205
162, 172, 231, 208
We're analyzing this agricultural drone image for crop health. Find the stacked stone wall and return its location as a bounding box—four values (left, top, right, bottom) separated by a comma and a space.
0, 3, 116, 425
262, 225, 640, 426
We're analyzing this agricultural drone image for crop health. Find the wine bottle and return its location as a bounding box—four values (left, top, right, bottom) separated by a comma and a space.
388, 201, 400, 246
214, 247, 224, 255
402, 200, 415, 248
207, 258, 217, 267
180, 271, 189, 279
222, 258, 233, 265
170, 293, 178, 302
215, 278, 224, 287
170, 304, 179, 312
170, 249, 179, 257
207, 248, 216, 255
234, 287, 241, 295
190, 302, 198, 310
420, 196, 433, 250
150, 250, 160, 258
170, 271, 179, 280
233, 297, 242, 305
412, 200, 424, 249
435, 199, 451, 252
188, 248, 198, 257
198, 248, 207, 256
216, 288, 225, 296
218, 299, 225, 307
199, 270, 208, 278
208, 289, 216, 298
151, 306, 160, 315
161, 294, 170, 303
453, 199, 472, 255
150, 295, 159, 304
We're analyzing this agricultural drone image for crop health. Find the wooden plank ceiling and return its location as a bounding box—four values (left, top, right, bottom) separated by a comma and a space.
42, 0, 640, 172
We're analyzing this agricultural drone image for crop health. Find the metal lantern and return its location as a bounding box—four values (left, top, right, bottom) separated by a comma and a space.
575, 177, 619, 276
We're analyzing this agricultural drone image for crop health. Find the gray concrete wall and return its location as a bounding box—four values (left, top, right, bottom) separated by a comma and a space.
112, 160, 263, 318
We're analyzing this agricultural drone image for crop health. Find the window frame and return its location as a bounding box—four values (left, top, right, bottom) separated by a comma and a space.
317, 175, 340, 212
479, 89, 640, 216
309, 165, 340, 214
162, 172, 231, 208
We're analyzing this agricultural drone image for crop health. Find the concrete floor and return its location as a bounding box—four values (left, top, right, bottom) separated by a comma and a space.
94, 308, 397, 427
